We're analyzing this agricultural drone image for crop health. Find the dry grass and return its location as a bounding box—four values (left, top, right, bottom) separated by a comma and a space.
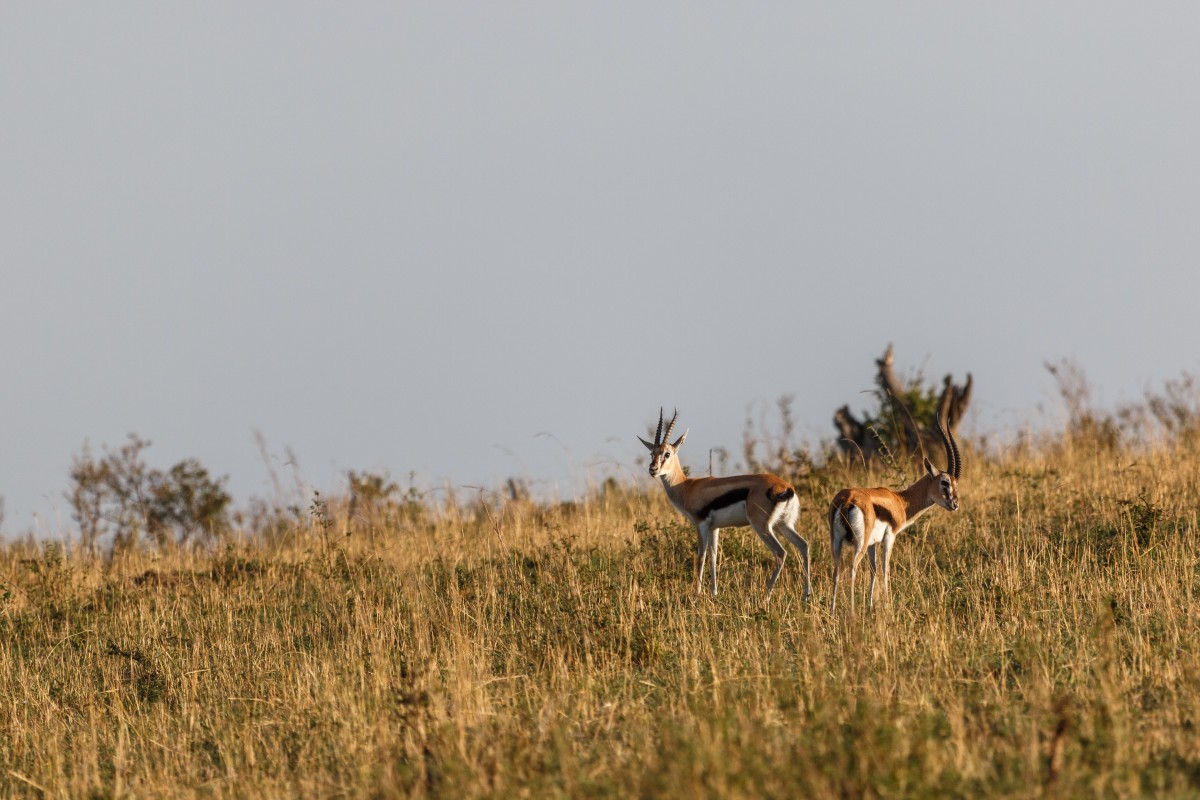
3, 440, 1200, 798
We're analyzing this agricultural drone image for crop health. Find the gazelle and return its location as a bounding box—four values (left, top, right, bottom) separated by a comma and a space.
828, 410, 962, 614
639, 408, 812, 601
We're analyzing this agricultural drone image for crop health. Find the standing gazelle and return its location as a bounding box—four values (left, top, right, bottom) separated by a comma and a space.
828, 410, 962, 614
639, 408, 812, 601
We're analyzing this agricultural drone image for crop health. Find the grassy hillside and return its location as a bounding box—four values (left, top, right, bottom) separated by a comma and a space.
3, 436, 1200, 798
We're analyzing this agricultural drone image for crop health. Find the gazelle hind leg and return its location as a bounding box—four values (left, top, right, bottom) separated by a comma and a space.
867, 544, 878, 608
840, 506, 867, 615
830, 521, 843, 614
709, 527, 721, 596
881, 532, 895, 602
755, 523, 788, 600
849, 540, 871, 616
777, 520, 812, 602
844, 515, 873, 618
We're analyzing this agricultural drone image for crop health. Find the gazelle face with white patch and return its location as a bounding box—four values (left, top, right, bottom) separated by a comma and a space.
640, 434, 687, 478
923, 457, 960, 512
638, 408, 688, 480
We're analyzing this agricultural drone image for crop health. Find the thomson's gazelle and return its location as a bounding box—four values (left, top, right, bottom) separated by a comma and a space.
640, 409, 812, 601
828, 410, 962, 613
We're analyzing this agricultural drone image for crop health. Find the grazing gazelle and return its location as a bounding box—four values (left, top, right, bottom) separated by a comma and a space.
639, 408, 812, 601
828, 410, 962, 614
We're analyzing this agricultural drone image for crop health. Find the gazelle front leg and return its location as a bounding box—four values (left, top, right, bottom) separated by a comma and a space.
709, 526, 721, 596
867, 544, 878, 608
880, 532, 895, 603
695, 521, 719, 596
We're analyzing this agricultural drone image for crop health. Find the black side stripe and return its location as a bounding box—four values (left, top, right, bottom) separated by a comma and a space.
872, 504, 897, 529
697, 488, 750, 521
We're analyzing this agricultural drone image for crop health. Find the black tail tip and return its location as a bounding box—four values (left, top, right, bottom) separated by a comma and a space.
769, 487, 795, 504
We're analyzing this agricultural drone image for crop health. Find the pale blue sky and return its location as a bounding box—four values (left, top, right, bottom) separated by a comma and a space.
3, 4, 1199, 534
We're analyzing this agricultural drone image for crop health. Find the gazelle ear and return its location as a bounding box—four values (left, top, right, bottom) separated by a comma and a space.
638, 436, 656, 451
924, 457, 938, 477
671, 429, 688, 449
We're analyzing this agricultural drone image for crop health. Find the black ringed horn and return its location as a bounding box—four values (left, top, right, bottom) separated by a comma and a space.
654, 407, 665, 446
949, 424, 962, 479
662, 408, 679, 444
936, 410, 962, 479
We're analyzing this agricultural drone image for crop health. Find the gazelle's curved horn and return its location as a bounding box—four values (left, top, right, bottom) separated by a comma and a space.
662, 408, 679, 445
654, 407, 665, 446
935, 410, 962, 479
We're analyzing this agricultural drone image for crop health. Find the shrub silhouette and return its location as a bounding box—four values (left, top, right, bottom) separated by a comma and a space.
68, 434, 230, 551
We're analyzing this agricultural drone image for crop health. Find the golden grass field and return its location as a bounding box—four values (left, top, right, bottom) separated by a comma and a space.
3, 432, 1200, 798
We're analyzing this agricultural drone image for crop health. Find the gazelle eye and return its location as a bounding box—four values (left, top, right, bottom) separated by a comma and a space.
664, 452, 671, 459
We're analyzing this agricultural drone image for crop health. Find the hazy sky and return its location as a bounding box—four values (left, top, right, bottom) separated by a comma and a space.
3, 5, 1199, 534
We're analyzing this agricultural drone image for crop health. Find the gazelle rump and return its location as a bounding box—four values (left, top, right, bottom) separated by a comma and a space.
828, 410, 962, 614
639, 409, 812, 601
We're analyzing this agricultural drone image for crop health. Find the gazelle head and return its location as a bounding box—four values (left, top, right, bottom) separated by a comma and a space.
923, 410, 962, 511
638, 407, 689, 478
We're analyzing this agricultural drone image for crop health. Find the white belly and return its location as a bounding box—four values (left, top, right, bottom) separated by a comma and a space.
708, 501, 749, 528
866, 519, 891, 546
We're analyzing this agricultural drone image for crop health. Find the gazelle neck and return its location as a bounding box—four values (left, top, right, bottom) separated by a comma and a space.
657, 457, 689, 492
897, 473, 939, 523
